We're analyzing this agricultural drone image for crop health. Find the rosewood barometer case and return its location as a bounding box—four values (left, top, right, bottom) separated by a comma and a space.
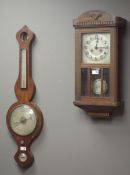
6, 26, 43, 168
73, 10, 125, 118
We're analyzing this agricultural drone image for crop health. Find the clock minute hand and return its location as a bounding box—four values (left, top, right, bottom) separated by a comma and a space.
95, 36, 99, 50
97, 46, 108, 49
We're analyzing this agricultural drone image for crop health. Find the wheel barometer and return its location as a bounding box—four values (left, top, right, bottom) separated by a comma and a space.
6, 26, 43, 168
73, 10, 125, 118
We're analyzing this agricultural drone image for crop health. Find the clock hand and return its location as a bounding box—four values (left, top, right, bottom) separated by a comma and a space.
96, 36, 99, 43
95, 43, 98, 50
96, 46, 108, 49
95, 36, 99, 50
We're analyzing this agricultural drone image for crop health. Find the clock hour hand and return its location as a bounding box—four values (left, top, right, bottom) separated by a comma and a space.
95, 37, 99, 50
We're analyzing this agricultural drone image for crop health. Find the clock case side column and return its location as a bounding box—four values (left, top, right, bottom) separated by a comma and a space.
75, 29, 81, 101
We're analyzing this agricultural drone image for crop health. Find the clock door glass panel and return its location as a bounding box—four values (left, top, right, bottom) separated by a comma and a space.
81, 68, 110, 97
82, 33, 110, 64
81, 68, 90, 96
103, 68, 110, 97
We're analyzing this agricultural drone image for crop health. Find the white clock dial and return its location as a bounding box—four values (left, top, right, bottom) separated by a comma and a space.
10, 105, 37, 136
82, 33, 110, 64
92, 79, 108, 95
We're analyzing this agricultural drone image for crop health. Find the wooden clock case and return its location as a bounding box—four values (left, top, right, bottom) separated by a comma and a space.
73, 10, 126, 118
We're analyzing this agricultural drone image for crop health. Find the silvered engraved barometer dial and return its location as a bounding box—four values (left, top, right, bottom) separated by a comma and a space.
6, 26, 43, 168
10, 105, 37, 136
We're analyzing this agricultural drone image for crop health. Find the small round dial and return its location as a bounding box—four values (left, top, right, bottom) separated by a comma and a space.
10, 105, 37, 136
82, 33, 110, 64
92, 79, 108, 95
18, 153, 27, 162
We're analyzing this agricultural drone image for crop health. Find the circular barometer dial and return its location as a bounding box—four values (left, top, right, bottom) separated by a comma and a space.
10, 105, 37, 136
92, 79, 108, 95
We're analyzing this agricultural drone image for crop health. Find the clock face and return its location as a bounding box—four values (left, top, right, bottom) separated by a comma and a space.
82, 33, 110, 64
10, 105, 37, 136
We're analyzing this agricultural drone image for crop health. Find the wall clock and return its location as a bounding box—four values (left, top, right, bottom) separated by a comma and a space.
6, 26, 43, 168
73, 10, 126, 118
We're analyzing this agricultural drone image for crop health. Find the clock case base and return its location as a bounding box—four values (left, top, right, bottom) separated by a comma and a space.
74, 101, 123, 119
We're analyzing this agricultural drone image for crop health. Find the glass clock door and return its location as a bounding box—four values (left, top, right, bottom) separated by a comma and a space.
81, 68, 110, 97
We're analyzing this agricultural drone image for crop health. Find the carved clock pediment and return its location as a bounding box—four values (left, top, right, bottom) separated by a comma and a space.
73, 10, 125, 28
